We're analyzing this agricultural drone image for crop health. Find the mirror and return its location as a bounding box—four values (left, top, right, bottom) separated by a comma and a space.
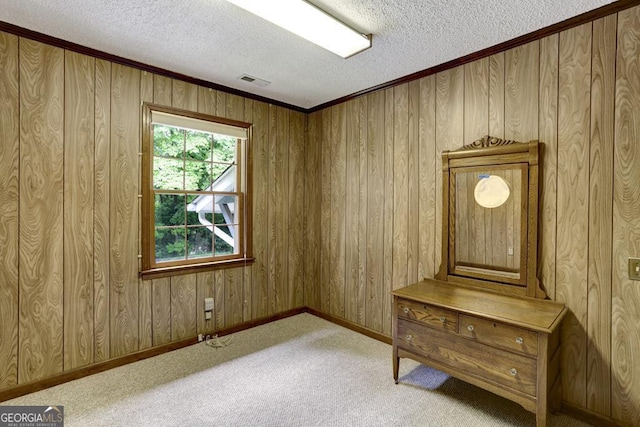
436, 136, 544, 298
453, 166, 525, 283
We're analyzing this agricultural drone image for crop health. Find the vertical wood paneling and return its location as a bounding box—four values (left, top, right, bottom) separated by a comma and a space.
288, 111, 305, 309
538, 34, 559, 300
93, 58, 111, 362
357, 96, 368, 325
136, 294, 149, 354
465, 58, 489, 141
214, 269, 225, 328
63, 50, 95, 370
0, 31, 19, 388
418, 75, 437, 280
267, 105, 278, 315
225, 267, 243, 326
382, 88, 395, 336
557, 22, 592, 407
435, 67, 464, 272
216, 91, 227, 117
275, 107, 290, 313
304, 111, 321, 310
138, 71, 154, 351
251, 101, 270, 318
320, 107, 332, 314
151, 277, 171, 346
171, 80, 197, 110
407, 81, 419, 285
489, 53, 505, 138
18, 39, 64, 383
197, 87, 217, 115
505, 41, 539, 141
366, 91, 384, 332
330, 104, 346, 318
587, 14, 616, 416
392, 84, 409, 298
345, 99, 360, 323
170, 274, 197, 340
613, 6, 640, 425
109, 64, 140, 357
153, 74, 172, 105
225, 94, 245, 120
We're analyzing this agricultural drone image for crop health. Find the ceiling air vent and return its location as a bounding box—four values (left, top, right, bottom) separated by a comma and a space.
238, 74, 271, 87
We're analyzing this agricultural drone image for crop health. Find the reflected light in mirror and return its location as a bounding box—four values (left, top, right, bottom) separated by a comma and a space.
474, 175, 510, 208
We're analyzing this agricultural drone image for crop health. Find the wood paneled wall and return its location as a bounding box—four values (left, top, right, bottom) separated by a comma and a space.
306, 5, 640, 425
0, 32, 306, 388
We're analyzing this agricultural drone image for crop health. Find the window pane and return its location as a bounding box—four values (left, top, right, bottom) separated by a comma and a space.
155, 227, 186, 263
155, 194, 185, 226
185, 160, 212, 191
213, 135, 236, 163
187, 226, 213, 259
154, 157, 184, 190
185, 131, 213, 161
214, 225, 239, 256
212, 164, 236, 191
214, 194, 238, 224
154, 125, 184, 159
186, 194, 213, 226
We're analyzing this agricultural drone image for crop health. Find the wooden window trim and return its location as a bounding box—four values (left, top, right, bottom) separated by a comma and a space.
141, 103, 253, 278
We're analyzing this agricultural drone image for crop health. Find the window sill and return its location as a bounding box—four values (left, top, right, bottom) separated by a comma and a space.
140, 257, 255, 280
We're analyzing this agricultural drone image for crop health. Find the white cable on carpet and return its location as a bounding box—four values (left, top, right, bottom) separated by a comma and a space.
205, 334, 231, 348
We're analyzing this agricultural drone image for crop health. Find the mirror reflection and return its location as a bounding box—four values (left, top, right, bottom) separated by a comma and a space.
453, 168, 522, 278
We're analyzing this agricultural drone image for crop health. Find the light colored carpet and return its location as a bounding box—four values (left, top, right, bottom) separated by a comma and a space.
4, 313, 589, 426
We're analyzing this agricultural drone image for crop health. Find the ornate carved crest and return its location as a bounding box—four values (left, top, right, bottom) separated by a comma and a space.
460, 135, 521, 150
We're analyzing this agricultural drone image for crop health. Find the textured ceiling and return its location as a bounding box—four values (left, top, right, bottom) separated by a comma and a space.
0, 0, 615, 109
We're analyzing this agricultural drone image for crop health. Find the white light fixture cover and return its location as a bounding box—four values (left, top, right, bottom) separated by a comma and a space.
227, 0, 371, 58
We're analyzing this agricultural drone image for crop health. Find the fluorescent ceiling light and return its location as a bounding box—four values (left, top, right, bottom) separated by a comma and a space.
227, 0, 372, 58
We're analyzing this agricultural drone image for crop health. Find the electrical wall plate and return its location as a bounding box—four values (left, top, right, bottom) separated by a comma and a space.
629, 258, 640, 281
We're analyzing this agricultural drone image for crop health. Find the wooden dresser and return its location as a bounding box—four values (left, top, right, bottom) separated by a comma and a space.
393, 279, 567, 427
392, 137, 568, 426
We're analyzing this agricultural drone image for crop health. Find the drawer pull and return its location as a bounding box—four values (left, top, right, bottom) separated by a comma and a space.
403, 307, 410, 314
406, 334, 413, 341
467, 325, 475, 332
509, 368, 518, 376
515, 337, 524, 344
439, 316, 446, 323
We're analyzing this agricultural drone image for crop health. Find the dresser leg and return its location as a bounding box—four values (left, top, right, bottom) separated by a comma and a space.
393, 354, 399, 384
536, 409, 546, 427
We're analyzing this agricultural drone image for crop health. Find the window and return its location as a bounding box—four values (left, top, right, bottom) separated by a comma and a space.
141, 103, 252, 277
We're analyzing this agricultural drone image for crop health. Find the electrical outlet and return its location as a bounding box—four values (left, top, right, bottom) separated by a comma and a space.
629, 257, 640, 281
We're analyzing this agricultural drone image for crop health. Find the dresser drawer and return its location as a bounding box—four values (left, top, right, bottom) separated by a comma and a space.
396, 298, 458, 332
459, 314, 538, 357
397, 319, 537, 396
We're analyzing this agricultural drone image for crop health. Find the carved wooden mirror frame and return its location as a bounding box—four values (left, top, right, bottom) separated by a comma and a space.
435, 135, 546, 299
